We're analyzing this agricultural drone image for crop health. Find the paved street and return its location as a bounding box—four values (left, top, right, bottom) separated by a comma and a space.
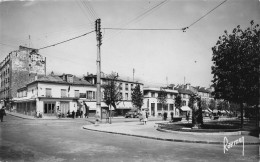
0, 115, 259, 162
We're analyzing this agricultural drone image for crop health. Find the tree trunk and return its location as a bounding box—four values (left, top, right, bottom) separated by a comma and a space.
109, 105, 112, 124
240, 102, 243, 129
255, 105, 258, 128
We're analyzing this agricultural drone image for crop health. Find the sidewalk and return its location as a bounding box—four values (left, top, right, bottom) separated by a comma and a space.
82, 120, 260, 145
6, 111, 78, 120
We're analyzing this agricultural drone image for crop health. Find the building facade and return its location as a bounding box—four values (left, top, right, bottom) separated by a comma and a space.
143, 87, 179, 117
84, 73, 144, 116
13, 74, 95, 117
0, 46, 46, 109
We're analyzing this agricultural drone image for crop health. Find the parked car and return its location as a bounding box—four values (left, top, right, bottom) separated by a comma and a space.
125, 110, 138, 118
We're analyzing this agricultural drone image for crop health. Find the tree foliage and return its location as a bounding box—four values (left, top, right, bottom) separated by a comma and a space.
209, 99, 217, 111
131, 84, 143, 110
201, 99, 208, 110
175, 94, 182, 109
188, 94, 203, 126
102, 72, 122, 109
157, 88, 168, 110
217, 100, 230, 111
211, 20, 260, 106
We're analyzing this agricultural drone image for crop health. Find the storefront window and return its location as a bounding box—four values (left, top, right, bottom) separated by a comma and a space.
44, 102, 55, 114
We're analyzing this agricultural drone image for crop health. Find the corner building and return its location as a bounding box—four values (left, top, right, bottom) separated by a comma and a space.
0, 46, 46, 109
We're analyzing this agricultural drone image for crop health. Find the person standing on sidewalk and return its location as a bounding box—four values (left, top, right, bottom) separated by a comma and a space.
72, 110, 75, 119
106, 111, 109, 123
0, 106, 6, 122
142, 110, 147, 125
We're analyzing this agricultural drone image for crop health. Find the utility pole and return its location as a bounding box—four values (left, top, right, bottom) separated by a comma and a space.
95, 18, 102, 122
133, 68, 135, 82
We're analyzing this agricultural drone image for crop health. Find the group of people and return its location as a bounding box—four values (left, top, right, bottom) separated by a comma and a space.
66, 110, 88, 119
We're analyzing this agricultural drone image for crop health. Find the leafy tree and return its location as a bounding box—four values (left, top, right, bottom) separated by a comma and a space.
131, 84, 143, 111
175, 94, 182, 109
201, 99, 208, 110
217, 100, 229, 111
157, 88, 168, 111
188, 94, 203, 127
209, 99, 217, 111
211, 20, 260, 127
102, 72, 122, 123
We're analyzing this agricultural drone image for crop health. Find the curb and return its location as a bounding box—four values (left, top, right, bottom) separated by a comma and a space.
7, 113, 35, 120
157, 128, 242, 136
82, 126, 260, 145
6, 112, 76, 120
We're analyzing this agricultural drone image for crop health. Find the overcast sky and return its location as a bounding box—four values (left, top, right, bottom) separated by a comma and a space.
1, 0, 259, 87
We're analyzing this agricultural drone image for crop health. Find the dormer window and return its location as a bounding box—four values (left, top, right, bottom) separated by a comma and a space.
68, 76, 73, 83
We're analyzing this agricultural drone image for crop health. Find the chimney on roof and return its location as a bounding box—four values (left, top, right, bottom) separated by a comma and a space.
185, 83, 190, 90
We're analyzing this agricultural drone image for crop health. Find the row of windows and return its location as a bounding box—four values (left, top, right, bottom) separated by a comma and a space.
156, 103, 174, 111
119, 92, 130, 100
119, 83, 136, 91
150, 92, 175, 99
17, 88, 96, 99
0, 68, 10, 77
46, 88, 96, 99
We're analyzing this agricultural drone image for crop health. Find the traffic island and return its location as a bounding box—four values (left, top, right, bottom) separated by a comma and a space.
156, 121, 259, 136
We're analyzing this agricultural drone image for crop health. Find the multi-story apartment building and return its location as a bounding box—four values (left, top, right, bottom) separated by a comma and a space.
13, 74, 95, 117
84, 73, 143, 116
0, 46, 46, 109
143, 87, 179, 117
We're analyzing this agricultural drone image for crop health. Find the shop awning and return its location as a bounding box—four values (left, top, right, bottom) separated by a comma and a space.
84, 102, 108, 110
181, 106, 191, 111
116, 101, 133, 109
84, 101, 133, 110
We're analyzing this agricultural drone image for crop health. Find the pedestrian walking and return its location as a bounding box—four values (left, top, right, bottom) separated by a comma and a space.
80, 110, 83, 118
170, 112, 174, 122
106, 111, 109, 123
67, 110, 70, 118
142, 110, 147, 125
72, 110, 75, 119
163, 112, 167, 121
186, 112, 190, 123
145, 111, 148, 123
84, 112, 88, 118
0, 106, 6, 122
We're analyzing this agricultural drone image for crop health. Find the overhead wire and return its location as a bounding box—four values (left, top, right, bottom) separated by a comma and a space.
103, 0, 228, 32
103, 0, 169, 42
187, 0, 228, 29
85, 0, 99, 19
80, 0, 95, 20
76, 0, 93, 23
38, 30, 95, 50
81, 0, 98, 20
103, 28, 182, 31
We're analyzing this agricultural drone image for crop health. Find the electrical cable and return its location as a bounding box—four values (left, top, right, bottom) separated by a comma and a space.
103, 0, 169, 41
38, 30, 95, 50
85, 0, 99, 19
187, 0, 227, 28
103, 28, 182, 31
76, 0, 93, 23
103, 0, 227, 32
